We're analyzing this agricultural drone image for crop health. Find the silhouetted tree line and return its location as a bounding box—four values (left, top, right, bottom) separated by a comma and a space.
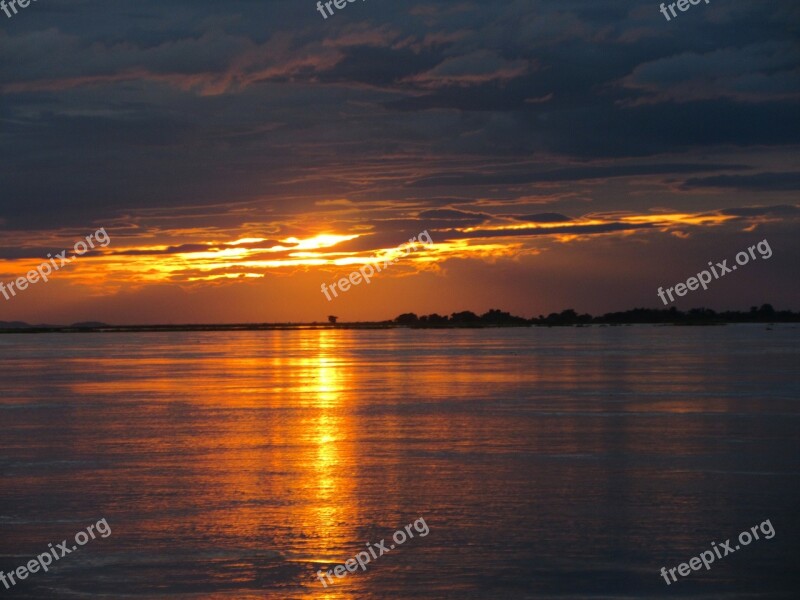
394, 305, 799, 327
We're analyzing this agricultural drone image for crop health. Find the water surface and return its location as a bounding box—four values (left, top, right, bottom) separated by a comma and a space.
1, 326, 798, 598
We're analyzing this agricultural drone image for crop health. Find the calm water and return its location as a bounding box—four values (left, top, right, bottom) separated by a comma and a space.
0, 326, 798, 599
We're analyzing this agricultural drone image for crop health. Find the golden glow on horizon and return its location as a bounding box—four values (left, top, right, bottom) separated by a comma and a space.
462, 212, 736, 233
0, 210, 756, 292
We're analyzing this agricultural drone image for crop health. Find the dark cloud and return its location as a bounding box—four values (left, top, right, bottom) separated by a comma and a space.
0, 0, 798, 250
405, 163, 751, 188
619, 42, 800, 105
417, 209, 491, 224
683, 172, 800, 192
718, 204, 800, 217
514, 213, 573, 223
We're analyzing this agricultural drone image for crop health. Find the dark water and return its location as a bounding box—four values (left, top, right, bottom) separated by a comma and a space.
0, 325, 798, 599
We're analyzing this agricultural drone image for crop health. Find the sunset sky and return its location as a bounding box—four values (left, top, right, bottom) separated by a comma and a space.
1, 0, 799, 324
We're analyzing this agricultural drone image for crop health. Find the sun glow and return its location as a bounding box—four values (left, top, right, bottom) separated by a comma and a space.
0, 208, 755, 292
283, 233, 360, 251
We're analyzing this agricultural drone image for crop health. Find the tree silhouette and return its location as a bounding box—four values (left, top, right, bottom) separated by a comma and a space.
395, 313, 419, 325
328, 315, 338, 324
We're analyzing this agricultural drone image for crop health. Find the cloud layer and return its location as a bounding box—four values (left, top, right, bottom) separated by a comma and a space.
1, 0, 798, 322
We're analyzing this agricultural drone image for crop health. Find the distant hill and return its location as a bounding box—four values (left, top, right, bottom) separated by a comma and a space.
0, 321, 32, 329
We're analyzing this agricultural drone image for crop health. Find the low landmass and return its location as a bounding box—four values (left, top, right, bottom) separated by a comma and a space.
0, 305, 796, 333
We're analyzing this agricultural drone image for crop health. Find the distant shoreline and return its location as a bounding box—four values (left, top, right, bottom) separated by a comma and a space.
0, 323, 794, 334
1, 305, 797, 334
